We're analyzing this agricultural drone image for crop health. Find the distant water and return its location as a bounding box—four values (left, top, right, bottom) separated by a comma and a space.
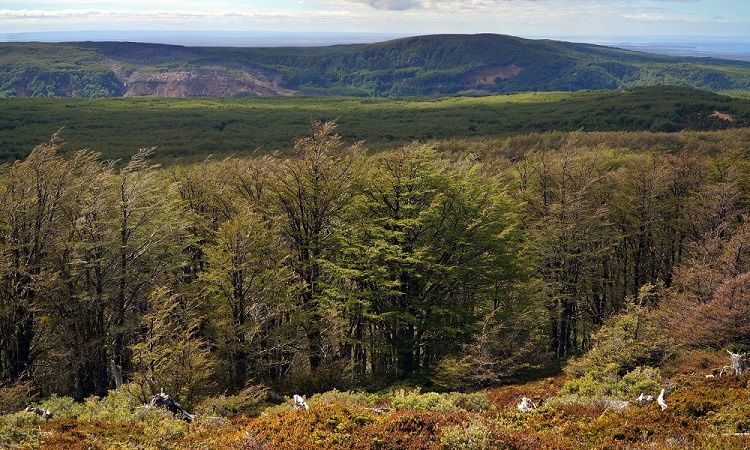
580, 36, 750, 62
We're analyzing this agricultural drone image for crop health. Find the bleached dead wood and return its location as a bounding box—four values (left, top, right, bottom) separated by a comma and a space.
24, 406, 52, 420
293, 394, 309, 410
727, 351, 750, 375
149, 389, 194, 422
111, 359, 123, 391
657, 388, 667, 411
636, 393, 654, 406
517, 396, 537, 412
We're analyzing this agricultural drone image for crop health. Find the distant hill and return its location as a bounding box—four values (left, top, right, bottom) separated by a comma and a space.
1, 34, 750, 98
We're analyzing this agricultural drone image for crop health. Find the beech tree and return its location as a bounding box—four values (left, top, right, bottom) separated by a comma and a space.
267, 121, 363, 373
0, 133, 74, 385
517, 144, 621, 356
110, 148, 188, 378
331, 144, 521, 378
130, 286, 213, 408
199, 206, 296, 390
35, 149, 118, 397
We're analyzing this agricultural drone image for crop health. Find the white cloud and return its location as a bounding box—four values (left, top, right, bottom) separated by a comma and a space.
0, 0, 748, 38
358, 0, 426, 10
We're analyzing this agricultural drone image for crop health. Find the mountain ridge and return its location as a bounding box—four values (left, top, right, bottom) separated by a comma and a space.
1, 33, 750, 98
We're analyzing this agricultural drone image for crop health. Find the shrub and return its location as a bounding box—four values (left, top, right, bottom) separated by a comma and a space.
391, 389, 458, 413
564, 295, 668, 380
195, 385, 270, 417
308, 388, 381, 407
39, 394, 84, 419
76, 389, 142, 422
440, 420, 491, 450
0, 381, 35, 415
621, 366, 662, 397
561, 364, 663, 401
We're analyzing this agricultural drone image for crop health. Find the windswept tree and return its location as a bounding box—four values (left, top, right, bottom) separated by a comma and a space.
130, 286, 214, 408
199, 206, 297, 390
110, 148, 189, 377
267, 120, 363, 373
0, 132, 75, 385
33, 149, 119, 397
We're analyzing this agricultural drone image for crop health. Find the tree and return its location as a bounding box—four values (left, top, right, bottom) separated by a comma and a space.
661, 219, 750, 349
516, 143, 622, 356
130, 287, 214, 409
199, 206, 296, 390
110, 148, 188, 379
0, 132, 75, 384
34, 149, 119, 398
331, 144, 520, 378
267, 120, 363, 373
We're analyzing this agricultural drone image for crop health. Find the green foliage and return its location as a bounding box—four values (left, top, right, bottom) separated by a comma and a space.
194, 385, 270, 417
440, 420, 491, 450
561, 364, 663, 399
130, 287, 215, 409
391, 390, 460, 413
308, 389, 382, 407
1, 106, 750, 450
564, 292, 669, 378
390, 389, 491, 413
1, 86, 749, 163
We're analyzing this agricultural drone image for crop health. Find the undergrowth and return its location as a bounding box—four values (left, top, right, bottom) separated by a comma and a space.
3, 351, 750, 449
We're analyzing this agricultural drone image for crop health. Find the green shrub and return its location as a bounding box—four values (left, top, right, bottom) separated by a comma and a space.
622, 366, 662, 397
389, 389, 492, 414
441, 420, 491, 450
308, 388, 381, 407
38, 394, 84, 419
76, 389, 142, 422
391, 390, 458, 413
456, 392, 492, 412
195, 385, 270, 417
560, 365, 663, 404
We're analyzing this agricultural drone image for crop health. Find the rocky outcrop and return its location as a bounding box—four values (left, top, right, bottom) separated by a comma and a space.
466, 65, 522, 85
121, 70, 294, 97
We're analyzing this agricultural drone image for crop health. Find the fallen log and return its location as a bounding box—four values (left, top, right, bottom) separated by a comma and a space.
149, 389, 194, 423
24, 406, 52, 420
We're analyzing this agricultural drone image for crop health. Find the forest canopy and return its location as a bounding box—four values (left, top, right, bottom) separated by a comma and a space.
1, 122, 750, 408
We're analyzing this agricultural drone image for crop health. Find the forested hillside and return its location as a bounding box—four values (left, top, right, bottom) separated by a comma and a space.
2, 34, 750, 97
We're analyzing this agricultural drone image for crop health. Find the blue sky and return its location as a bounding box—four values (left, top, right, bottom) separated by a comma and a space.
1, 0, 749, 42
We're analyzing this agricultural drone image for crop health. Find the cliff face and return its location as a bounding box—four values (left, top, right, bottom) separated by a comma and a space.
121, 70, 294, 97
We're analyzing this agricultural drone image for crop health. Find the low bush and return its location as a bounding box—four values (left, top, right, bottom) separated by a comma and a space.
390, 389, 491, 413
0, 381, 35, 415
440, 420, 491, 450
195, 385, 270, 417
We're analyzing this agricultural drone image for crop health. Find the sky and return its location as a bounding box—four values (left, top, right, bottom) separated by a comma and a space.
1, 0, 749, 45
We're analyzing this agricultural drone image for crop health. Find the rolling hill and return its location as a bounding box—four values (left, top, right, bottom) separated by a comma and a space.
1, 34, 750, 98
